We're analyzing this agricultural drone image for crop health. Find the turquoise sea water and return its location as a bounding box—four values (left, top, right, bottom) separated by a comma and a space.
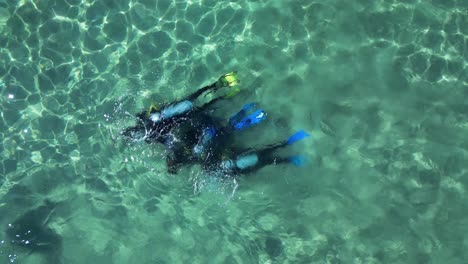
0, 0, 467, 263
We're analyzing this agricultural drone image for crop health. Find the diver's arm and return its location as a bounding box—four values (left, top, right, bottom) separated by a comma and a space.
186, 82, 217, 101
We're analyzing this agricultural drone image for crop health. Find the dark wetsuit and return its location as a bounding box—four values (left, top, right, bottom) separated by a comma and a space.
122, 79, 225, 144
161, 112, 221, 173
213, 141, 292, 176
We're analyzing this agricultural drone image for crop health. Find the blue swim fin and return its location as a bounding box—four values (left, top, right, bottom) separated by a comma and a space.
233, 109, 266, 131
229, 102, 257, 126
288, 155, 307, 167
287, 130, 310, 145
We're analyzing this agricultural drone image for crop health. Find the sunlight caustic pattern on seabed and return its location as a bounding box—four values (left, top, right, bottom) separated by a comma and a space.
0, 0, 467, 263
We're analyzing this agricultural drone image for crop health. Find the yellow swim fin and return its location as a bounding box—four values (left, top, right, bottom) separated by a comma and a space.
218, 71, 240, 88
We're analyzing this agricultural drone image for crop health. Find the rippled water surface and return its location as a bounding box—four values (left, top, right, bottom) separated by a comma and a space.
0, 0, 467, 263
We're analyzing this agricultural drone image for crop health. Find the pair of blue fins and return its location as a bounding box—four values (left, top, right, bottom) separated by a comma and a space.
225, 102, 310, 167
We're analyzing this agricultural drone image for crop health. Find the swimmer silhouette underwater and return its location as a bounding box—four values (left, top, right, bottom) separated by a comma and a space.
121, 72, 310, 175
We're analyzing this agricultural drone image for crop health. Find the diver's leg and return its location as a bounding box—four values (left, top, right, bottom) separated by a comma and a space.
226, 129, 311, 160
256, 142, 287, 157
186, 72, 240, 101
257, 130, 311, 157
197, 96, 225, 111
224, 136, 309, 174
267, 156, 291, 165
232, 153, 289, 174
186, 83, 217, 101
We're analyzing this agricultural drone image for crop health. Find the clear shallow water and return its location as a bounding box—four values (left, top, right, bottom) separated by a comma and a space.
0, 0, 467, 263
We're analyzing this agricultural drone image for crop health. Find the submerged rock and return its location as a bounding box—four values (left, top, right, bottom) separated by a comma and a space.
4, 200, 63, 263
408, 187, 438, 205
265, 236, 283, 258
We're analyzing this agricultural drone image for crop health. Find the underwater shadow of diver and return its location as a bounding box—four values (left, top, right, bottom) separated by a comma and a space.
3, 200, 63, 264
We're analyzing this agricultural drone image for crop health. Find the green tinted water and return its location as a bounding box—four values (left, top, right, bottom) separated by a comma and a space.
0, 0, 467, 263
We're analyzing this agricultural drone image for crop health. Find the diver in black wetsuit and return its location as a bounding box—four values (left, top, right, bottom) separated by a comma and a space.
121, 72, 239, 144
121, 72, 240, 173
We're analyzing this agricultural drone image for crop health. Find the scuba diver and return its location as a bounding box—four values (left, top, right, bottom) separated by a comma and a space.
121, 72, 243, 173
212, 130, 310, 176
121, 72, 240, 144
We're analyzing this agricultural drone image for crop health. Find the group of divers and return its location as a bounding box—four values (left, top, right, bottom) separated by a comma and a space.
121, 72, 310, 177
